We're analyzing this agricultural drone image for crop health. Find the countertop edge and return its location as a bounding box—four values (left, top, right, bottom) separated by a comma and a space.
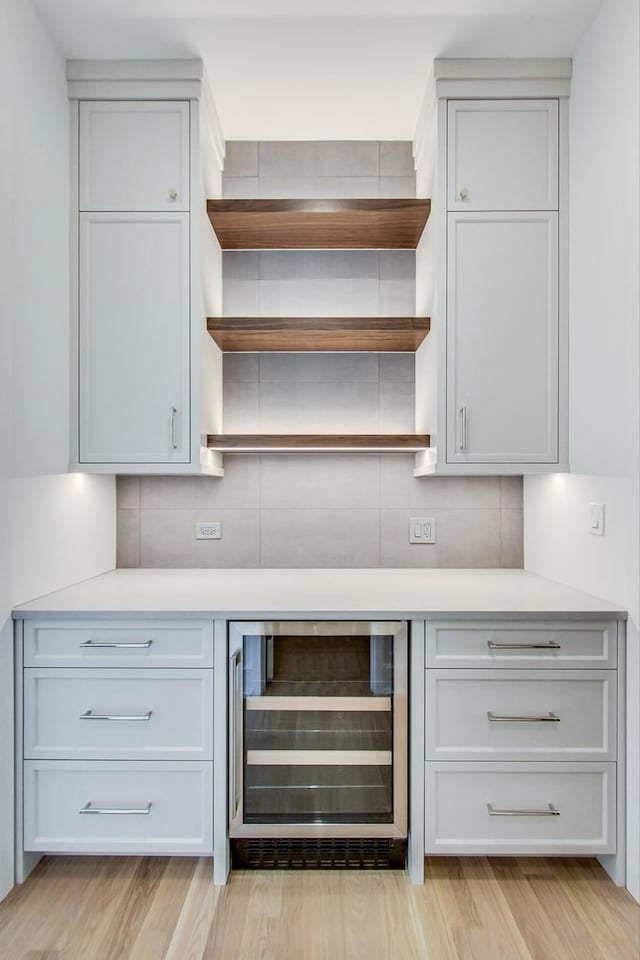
12, 608, 628, 621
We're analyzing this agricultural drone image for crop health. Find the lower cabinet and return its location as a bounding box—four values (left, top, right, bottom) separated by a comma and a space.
24, 761, 213, 855
423, 619, 622, 860
425, 761, 616, 855
18, 619, 215, 859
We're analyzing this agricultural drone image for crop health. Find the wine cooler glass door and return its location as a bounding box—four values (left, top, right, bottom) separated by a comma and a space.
228, 621, 407, 838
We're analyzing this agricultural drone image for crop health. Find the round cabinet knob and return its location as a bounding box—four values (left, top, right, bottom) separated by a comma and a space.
458, 187, 469, 201
168, 188, 178, 201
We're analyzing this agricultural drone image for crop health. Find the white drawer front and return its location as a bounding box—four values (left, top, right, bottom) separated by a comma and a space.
426, 620, 617, 669
24, 761, 213, 854
425, 762, 615, 855
23, 619, 214, 668
24, 669, 213, 761
425, 669, 616, 761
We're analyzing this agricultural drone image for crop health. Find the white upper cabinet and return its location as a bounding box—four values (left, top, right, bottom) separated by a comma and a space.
447, 100, 559, 211
79, 212, 190, 463
79, 101, 190, 211
446, 211, 558, 463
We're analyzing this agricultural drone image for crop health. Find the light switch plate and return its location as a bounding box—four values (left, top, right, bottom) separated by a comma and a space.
589, 503, 605, 536
195, 521, 222, 540
410, 517, 436, 544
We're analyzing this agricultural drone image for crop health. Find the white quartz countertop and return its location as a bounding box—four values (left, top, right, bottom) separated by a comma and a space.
12, 568, 626, 620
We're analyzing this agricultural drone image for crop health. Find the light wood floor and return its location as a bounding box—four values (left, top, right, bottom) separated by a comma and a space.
0, 856, 637, 960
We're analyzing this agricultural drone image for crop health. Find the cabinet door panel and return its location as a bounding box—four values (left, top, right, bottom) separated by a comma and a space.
79, 101, 189, 211
447, 100, 558, 211
79, 212, 190, 464
447, 212, 558, 463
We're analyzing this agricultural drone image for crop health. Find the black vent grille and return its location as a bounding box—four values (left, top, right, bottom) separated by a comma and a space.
231, 838, 406, 870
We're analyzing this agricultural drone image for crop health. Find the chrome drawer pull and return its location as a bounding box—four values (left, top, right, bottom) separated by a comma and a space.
79, 802, 152, 816
487, 640, 561, 650
80, 710, 152, 722
487, 711, 560, 723
488, 803, 559, 817
80, 639, 153, 649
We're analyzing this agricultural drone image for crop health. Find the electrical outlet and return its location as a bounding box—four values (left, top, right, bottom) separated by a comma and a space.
195, 521, 222, 540
409, 517, 436, 544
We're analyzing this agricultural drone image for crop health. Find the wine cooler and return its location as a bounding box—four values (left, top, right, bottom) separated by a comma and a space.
228, 621, 407, 867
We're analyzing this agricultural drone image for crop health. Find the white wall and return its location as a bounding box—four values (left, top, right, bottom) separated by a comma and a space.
524, 0, 640, 899
0, 0, 116, 902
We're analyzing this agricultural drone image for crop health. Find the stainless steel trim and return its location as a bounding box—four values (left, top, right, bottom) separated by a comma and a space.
79, 802, 152, 815
487, 711, 560, 723
487, 803, 559, 817
487, 640, 561, 650
245, 695, 391, 712
79, 639, 153, 649
246, 749, 392, 766
80, 710, 152, 722
229, 649, 242, 826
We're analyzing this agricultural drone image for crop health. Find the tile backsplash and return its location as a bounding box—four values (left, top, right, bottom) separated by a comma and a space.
117, 466, 523, 569
116, 140, 524, 570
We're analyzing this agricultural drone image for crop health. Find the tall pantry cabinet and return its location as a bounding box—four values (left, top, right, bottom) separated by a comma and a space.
415, 60, 571, 475
68, 62, 225, 475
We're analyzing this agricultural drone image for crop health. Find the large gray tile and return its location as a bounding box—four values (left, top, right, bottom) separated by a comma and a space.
259, 250, 379, 281
381, 508, 502, 568
259, 141, 379, 178
260, 509, 380, 567
380, 354, 415, 382
378, 177, 417, 198
223, 280, 260, 316
260, 455, 380, 509
222, 252, 260, 281
224, 141, 259, 177
140, 458, 260, 509
500, 476, 524, 509
259, 278, 379, 317
501, 509, 524, 568
223, 381, 260, 432
379, 251, 415, 281
222, 176, 260, 199
379, 142, 415, 177
379, 381, 415, 432
223, 353, 260, 382
117, 510, 140, 568
259, 352, 379, 382
380, 458, 502, 508
378, 280, 416, 316
259, 177, 379, 199
117, 476, 140, 509
140, 509, 259, 568
259, 382, 380, 433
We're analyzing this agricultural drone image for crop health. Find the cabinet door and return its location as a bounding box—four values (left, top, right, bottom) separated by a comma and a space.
448, 100, 558, 211
79, 212, 190, 464
447, 212, 558, 464
79, 101, 189, 211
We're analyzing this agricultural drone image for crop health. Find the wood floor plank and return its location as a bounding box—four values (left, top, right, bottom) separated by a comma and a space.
0, 856, 637, 960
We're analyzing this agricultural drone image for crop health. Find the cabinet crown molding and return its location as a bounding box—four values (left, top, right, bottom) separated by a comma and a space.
433, 57, 572, 98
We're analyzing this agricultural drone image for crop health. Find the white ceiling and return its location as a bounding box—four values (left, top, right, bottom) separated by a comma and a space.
34, 0, 600, 140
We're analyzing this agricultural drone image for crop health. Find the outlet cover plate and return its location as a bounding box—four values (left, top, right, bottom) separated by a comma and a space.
195, 521, 222, 540
410, 517, 436, 544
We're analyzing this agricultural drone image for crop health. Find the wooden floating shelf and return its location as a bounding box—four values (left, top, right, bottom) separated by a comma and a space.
207, 317, 430, 352
206, 434, 431, 452
206, 198, 431, 250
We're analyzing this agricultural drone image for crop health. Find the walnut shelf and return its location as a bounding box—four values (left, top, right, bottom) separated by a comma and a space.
206, 434, 431, 453
207, 317, 430, 352
206, 199, 431, 250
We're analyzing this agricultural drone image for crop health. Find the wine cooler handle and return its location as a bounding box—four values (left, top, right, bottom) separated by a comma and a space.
229, 649, 242, 823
